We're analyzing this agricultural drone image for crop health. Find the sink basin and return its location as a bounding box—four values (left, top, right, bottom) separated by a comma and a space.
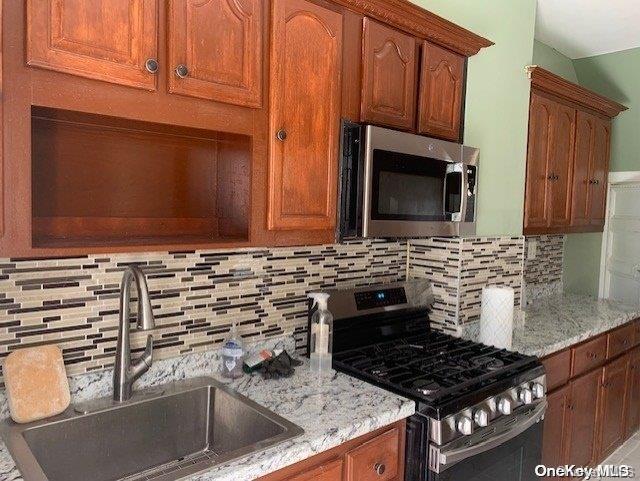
1, 377, 303, 481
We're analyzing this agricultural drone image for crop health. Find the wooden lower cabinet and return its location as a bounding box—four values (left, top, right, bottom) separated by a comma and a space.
286, 459, 343, 481
542, 321, 640, 473
258, 421, 405, 481
598, 354, 629, 458
542, 384, 570, 470
625, 347, 640, 437
565, 368, 601, 467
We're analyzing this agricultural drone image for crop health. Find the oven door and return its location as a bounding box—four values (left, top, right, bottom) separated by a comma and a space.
362, 125, 472, 238
425, 401, 546, 481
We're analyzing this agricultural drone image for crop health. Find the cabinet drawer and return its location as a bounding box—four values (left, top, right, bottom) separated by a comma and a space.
542, 349, 571, 391
571, 335, 607, 377
607, 324, 635, 359
286, 458, 343, 481
345, 427, 399, 481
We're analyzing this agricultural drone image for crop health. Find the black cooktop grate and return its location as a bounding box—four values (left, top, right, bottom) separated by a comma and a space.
333, 330, 537, 404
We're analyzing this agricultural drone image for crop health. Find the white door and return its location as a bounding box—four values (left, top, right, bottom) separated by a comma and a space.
601, 175, 640, 305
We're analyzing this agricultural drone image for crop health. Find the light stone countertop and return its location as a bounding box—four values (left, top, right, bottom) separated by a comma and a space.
0, 337, 414, 481
461, 294, 640, 358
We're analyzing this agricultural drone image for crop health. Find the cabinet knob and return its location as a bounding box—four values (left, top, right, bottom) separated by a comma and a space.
175, 64, 189, 79
276, 129, 288, 142
593, 179, 600, 185
145, 58, 159, 74
374, 463, 386, 476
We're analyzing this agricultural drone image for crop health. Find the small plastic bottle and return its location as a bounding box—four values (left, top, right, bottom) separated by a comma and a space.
220, 322, 245, 379
308, 292, 333, 375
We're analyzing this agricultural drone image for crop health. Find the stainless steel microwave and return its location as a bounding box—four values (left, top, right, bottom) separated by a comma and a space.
337, 123, 479, 240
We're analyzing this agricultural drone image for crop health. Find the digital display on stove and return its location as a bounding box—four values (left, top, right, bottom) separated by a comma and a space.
354, 287, 407, 310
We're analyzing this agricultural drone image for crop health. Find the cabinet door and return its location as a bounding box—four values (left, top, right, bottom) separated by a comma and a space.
626, 347, 640, 437
571, 111, 597, 226
26, 0, 158, 90
361, 19, 416, 131
417, 41, 465, 141
542, 385, 570, 470
565, 368, 601, 467
267, 0, 342, 231
548, 103, 576, 227
286, 459, 343, 481
588, 117, 611, 227
167, 0, 263, 107
524, 92, 554, 230
599, 354, 630, 458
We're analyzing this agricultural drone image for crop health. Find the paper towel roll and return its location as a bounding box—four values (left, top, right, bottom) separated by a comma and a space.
479, 285, 515, 350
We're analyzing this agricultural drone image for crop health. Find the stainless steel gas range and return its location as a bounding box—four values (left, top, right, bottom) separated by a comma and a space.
307, 280, 547, 481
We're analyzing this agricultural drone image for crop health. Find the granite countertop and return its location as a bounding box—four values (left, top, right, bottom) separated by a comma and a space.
0, 338, 414, 481
463, 294, 640, 358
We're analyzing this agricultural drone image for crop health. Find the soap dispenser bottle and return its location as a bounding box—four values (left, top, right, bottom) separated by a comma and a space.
308, 292, 333, 375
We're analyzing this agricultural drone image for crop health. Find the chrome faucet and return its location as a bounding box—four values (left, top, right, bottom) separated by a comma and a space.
113, 265, 155, 402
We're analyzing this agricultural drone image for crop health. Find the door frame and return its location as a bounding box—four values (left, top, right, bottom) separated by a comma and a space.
599, 171, 640, 298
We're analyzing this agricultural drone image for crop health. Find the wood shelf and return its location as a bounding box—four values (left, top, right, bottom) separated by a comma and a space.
31, 107, 251, 249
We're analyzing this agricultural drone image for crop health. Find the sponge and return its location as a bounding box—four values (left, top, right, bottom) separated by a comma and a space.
4, 345, 71, 424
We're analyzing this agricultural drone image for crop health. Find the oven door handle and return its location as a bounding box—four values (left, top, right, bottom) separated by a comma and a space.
434, 400, 547, 472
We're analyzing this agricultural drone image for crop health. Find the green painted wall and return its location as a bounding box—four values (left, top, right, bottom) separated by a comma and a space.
412, 0, 537, 236
532, 40, 578, 83
563, 233, 603, 295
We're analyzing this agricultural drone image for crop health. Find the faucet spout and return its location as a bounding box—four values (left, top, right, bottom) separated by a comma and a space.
113, 265, 156, 402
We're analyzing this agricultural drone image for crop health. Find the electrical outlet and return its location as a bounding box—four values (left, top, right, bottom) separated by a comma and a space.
527, 240, 537, 260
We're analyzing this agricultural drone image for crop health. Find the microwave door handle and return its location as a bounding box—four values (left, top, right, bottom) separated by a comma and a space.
444, 163, 465, 221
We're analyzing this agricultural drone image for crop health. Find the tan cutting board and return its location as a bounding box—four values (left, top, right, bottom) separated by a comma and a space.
4, 345, 70, 423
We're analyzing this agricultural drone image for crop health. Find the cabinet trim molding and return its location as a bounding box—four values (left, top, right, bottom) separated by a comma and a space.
526, 66, 627, 118
330, 0, 493, 56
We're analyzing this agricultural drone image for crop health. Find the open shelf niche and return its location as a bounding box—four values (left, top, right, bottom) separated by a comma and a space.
31, 107, 251, 249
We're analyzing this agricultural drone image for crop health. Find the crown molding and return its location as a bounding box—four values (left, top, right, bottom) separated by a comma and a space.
526, 66, 628, 118
331, 0, 493, 57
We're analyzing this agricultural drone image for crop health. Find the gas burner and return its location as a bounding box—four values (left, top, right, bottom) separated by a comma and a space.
473, 356, 505, 371
412, 379, 441, 396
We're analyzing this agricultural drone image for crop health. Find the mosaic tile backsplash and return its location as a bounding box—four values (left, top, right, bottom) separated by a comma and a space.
408, 237, 525, 329
523, 235, 565, 303
0, 240, 406, 382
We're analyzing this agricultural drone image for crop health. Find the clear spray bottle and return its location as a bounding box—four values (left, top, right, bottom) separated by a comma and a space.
308, 292, 333, 375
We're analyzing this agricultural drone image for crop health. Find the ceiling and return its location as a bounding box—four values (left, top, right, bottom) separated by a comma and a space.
536, 0, 640, 59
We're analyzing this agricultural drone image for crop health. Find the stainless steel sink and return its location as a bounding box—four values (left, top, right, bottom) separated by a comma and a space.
1, 377, 303, 481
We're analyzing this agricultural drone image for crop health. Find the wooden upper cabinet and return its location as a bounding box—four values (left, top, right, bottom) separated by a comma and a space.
571, 110, 597, 226
26, 0, 158, 90
524, 92, 554, 230
571, 112, 611, 228
360, 19, 416, 131
167, 0, 263, 107
588, 117, 611, 226
267, 0, 343, 231
417, 41, 465, 141
548, 102, 576, 227
525, 67, 626, 235
524, 91, 576, 231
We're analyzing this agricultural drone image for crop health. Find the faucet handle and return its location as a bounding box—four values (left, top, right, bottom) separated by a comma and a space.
130, 335, 154, 382
141, 334, 153, 367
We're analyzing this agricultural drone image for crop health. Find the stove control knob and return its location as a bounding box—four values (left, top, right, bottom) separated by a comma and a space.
457, 415, 474, 436
474, 409, 489, 427
518, 388, 533, 405
531, 383, 545, 399
498, 397, 513, 415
